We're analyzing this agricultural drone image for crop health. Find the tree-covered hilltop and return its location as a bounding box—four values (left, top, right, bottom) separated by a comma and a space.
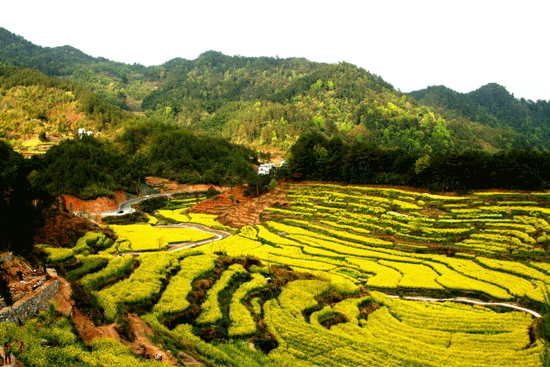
143, 54, 530, 153
409, 83, 550, 150
0, 27, 149, 110
119, 121, 259, 186
0, 64, 133, 145
29, 136, 146, 199
24, 121, 261, 200
0, 27, 541, 153
0, 61, 262, 200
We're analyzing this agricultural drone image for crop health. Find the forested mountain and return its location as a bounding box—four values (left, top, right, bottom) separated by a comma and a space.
409, 84, 550, 150
0, 64, 133, 146
0, 43, 261, 198
0, 27, 540, 153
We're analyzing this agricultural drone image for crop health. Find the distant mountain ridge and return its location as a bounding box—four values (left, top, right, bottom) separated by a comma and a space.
0, 26, 547, 152
408, 83, 550, 149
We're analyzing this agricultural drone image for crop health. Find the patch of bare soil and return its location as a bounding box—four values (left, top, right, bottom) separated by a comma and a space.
189, 184, 291, 229
60, 191, 127, 214
52, 278, 120, 345
73, 308, 121, 345
125, 96, 143, 112
189, 186, 251, 216
33, 209, 113, 248
145, 177, 227, 194
122, 314, 180, 365
65, 290, 185, 365
53, 277, 73, 316
0, 255, 47, 304
420, 206, 446, 219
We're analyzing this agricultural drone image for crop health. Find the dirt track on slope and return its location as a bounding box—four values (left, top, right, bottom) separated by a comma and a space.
387, 295, 542, 318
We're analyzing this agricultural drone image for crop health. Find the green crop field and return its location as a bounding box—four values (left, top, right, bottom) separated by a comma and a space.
42, 183, 550, 366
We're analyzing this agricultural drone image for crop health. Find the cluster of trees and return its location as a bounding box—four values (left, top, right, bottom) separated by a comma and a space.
284, 133, 550, 192
0, 140, 52, 255
143, 55, 523, 153
29, 136, 145, 199
0, 27, 150, 110
2, 118, 261, 202
119, 121, 258, 186
409, 84, 550, 151
0, 64, 130, 142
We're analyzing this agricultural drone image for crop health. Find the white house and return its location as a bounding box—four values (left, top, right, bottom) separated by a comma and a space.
258, 163, 276, 175
78, 128, 95, 138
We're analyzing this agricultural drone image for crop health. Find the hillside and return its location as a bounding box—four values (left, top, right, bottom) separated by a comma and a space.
0, 27, 538, 153
4, 26, 550, 367
6, 183, 549, 367
409, 83, 550, 150
0, 63, 132, 156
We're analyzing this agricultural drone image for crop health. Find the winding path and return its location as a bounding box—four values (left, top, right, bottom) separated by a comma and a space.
387, 294, 542, 318
99, 191, 195, 216
113, 223, 233, 257
100, 192, 234, 256
163, 223, 233, 251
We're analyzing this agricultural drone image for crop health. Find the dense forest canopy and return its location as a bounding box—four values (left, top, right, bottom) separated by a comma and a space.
19, 120, 262, 200
29, 136, 145, 199
1, 27, 547, 154
0, 140, 50, 254
409, 84, 550, 150
119, 121, 259, 186
283, 132, 550, 192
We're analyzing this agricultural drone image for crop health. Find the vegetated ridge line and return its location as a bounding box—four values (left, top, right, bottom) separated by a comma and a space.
387, 295, 541, 318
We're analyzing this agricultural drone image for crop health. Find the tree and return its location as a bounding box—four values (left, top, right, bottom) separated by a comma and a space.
415, 154, 431, 175
0, 141, 51, 256
286, 132, 328, 179
38, 130, 48, 142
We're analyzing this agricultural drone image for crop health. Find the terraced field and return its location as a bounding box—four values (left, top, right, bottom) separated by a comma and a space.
63, 184, 550, 366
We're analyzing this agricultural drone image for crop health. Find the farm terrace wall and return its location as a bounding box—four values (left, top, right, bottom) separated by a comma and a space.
0, 269, 59, 325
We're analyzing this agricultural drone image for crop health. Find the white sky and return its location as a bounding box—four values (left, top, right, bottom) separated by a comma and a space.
1, 0, 549, 101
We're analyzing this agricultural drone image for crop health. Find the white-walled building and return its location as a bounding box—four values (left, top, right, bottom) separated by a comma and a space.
258, 163, 276, 175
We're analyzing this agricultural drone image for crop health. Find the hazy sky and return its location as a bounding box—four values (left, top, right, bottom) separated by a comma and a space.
1, 0, 549, 101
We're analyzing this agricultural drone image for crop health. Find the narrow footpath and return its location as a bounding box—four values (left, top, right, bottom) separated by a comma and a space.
387, 295, 542, 318
113, 223, 233, 257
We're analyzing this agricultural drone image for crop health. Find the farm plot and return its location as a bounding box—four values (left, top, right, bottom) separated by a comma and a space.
65, 183, 550, 367
259, 282, 543, 367
267, 183, 550, 258
109, 224, 214, 252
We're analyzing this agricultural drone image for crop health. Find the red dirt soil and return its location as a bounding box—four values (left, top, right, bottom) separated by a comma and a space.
33, 209, 113, 248
189, 185, 290, 229
53, 278, 182, 365
58, 178, 229, 216
60, 191, 127, 213
145, 176, 226, 194
189, 186, 251, 215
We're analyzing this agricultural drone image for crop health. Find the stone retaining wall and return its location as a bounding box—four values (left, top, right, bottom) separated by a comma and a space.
0, 269, 59, 325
